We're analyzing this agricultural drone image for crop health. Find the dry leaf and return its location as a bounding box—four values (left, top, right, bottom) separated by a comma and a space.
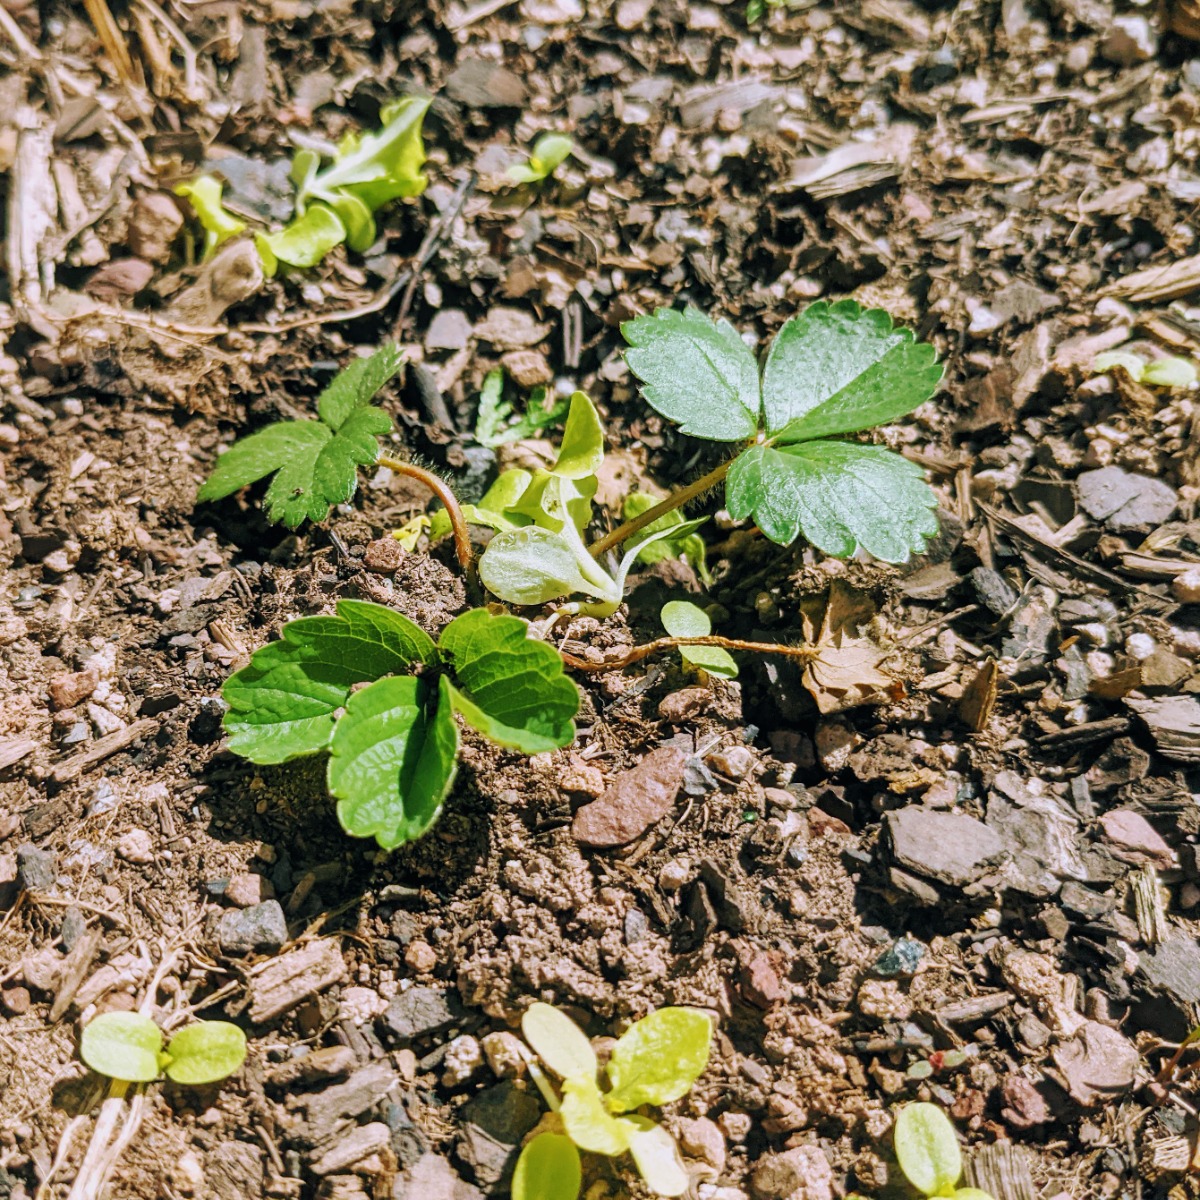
959, 658, 998, 731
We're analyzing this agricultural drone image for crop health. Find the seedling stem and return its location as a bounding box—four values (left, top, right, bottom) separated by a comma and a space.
378, 454, 473, 572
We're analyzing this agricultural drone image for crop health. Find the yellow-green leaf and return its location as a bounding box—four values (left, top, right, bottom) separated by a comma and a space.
560, 1077, 633, 1156
522, 1003, 598, 1082
80, 1012, 163, 1083
512, 1133, 582, 1200
894, 1103, 962, 1197
605, 1008, 712, 1113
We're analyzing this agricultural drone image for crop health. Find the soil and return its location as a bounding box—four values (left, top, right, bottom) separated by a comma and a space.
3, 2, 1200, 1199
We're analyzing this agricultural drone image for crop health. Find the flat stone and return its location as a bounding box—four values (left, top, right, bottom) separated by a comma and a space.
1077, 466, 1177, 533
1140, 933, 1200, 1003
426, 309, 473, 352
884, 808, 1006, 888
385, 986, 467, 1044
310, 1123, 391, 1175
473, 306, 550, 351
1098, 810, 1175, 868
288, 1062, 400, 1147
445, 60, 527, 109
218, 900, 288, 955
750, 1145, 833, 1200
572, 746, 687, 848
969, 566, 1019, 616
1051, 1020, 1138, 1106
206, 1142, 264, 1200
117, 829, 154, 864
17, 844, 56, 890
1128, 695, 1200, 762
457, 1082, 542, 1192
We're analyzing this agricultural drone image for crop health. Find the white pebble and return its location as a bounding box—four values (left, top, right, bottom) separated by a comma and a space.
1126, 632, 1157, 660
441, 1035, 484, 1087
1173, 567, 1200, 604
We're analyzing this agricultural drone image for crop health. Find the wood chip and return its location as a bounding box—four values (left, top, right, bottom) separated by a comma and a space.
249, 937, 346, 1023
48, 718, 158, 784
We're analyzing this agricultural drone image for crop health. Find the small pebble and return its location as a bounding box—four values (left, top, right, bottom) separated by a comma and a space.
1126, 632, 1157, 660
405, 940, 438, 973
482, 1031, 528, 1078
718, 1111, 752, 1142
2, 986, 31, 1015
224, 872, 275, 907
118, 830, 154, 864
706, 745, 755, 779
441, 1034, 484, 1087
1173, 567, 1200, 604
681, 1117, 727, 1172
658, 859, 691, 892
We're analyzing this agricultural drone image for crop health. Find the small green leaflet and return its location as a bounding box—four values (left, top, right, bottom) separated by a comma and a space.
507, 133, 574, 184
604, 1007, 712, 1113
197, 344, 403, 528
473, 374, 569, 449
256, 205, 346, 276
512, 1133, 582, 1200
174, 176, 246, 259
163, 1022, 247, 1085
80, 1011, 164, 1082
625, 493, 712, 584
894, 1103, 963, 1198
622, 301, 943, 561
222, 600, 436, 763
660, 601, 737, 679
222, 601, 579, 850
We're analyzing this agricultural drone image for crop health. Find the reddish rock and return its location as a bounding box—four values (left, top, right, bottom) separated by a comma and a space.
84, 257, 155, 299
224, 872, 276, 907
572, 747, 686, 848
1098, 809, 1175, 868
1, 986, 30, 1015
808, 807, 852, 839
1000, 1074, 1050, 1128
48, 668, 99, 711
739, 950, 785, 1009
657, 688, 710, 723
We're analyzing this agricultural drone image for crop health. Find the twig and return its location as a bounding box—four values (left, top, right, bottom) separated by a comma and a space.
377, 455, 473, 573
588, 459, 733, 559
0, 4, 42, 58
560, 635, 818, 673
132, 0, 200, 99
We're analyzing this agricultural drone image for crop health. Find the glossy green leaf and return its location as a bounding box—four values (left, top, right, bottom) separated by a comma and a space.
329, 674, 458, 849
762, 301, 942, 442
660, 601, 737, 679
624, 1116, 690, 1197
605, 1007, 712, 1113
198, 347, 398, 528
256, 204, 346, 275
552, 393, 605, 479
512, 1133, 582, 1200
726, 441, 938, 561
222, 600, 435, 764
522, 1002, 599, 1081
478, 526, 616, 607
560, 1077, 633, 1156
623, 493, 712, 584
438, 609, 578, 753
622, 307, 759, 442
174, 176, 246, 259
80, 1012, 163, 1083
894, 1103, 962, 1197
164, 1021, 247, 1085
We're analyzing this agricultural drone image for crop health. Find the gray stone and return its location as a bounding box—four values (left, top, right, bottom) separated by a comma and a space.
310, 1123, 391, 1175
457, 1082, 541, 1192
1128, 695, 1200, 762
969, 566, 1019, 616
385, 986, 467, 1044
16, 844, 56, 890
426, 309, 473, 352
218, 900, 288, 955
445, 60, 528, 109
1139, 934, 1200, 1003
394, 1154, 484, 1200
206, 1142, 264, 1200
60, 907, 87, 952
1051, 1020, 1138, 1106
884, 809, 1006, 888
1000, 586, 1057, 664
1077, 466, 1177, 532
288, 1062, 400, 1148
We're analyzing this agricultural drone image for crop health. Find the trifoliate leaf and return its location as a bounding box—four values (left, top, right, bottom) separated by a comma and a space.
479, 526, 616, 607
660, 601, 737, 679
604, 1007, 712, 1113
560, 1077, 634, 1156
255, 204, 346, 276
512, 1133, 582, 1200
80, 1012, 163, 1083
164, 1022, 247, 1085
762, 301, 942, 442
624, 493, 712, 584
329, 674, 459, 849
894, 1103, 962, 1197
174, 176, 246, 259
622, 307, 759, 442
521, 1002, 599, 1082
222, 600, 436, 764
198, 346, 401, 528
438, 608, 579, 753
624, 1116, 691, 1198
726, 441, 938, 561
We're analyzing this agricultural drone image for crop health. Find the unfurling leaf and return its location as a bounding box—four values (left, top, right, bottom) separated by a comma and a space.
222, 600, 436, 763
438, 609, 578, 753
198, 345, 402, 528
521, 1002, 598, 1082
174, 176, 246, 259
660, 601, 737, 679
80, 1012, 164, 1082
604, 1007, 712, 1112
329, 674, 459, 848
624, 493, 712, 584
894, 1103, 963, 1198
560, 1077, 634, 1156
512, 1133, 582, 1200
256, 204, 346, 276
164, 1022, 247, 1084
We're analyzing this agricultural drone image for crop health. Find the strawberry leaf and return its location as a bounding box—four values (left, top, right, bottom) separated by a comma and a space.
763, 300, 942, 442
621, 307, 759, 442
222, 600, 436, 764
438, 609, 579, 753
328, 673, 459, 849
726, 441, 938, 562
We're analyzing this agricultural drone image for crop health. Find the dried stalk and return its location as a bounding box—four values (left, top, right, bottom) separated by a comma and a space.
560, 635, 818, 673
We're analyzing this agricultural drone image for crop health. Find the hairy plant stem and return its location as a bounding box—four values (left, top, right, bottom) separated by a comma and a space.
377, 454, 473, 573
560, 635, 817, 673
587, 458, 733, 559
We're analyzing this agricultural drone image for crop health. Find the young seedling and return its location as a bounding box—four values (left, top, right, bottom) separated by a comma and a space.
1093, 350, 1198, 388
623, 493, 713, 585
220, 602, 579, 849
175, 98, 429, 274
514, 1003, 712, 1200
197, 344, 474, 572
660, 601, 738, 679
507, 133, 574, 185
893, 1103, 995, 1200
474, 369, 570, 449
80, 1012, 246, 1086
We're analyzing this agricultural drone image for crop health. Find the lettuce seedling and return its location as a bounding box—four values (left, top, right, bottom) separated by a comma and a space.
660, 601, 737, 679
507, 133, 574, 184
81, 1012, 246, 1086
514, 1003, 712, 1200
893, 1104, 995, 1200
622, 302, 943, 562
220, 601, 578, 848
624, 493, 713, 584
173, 176, 246, 259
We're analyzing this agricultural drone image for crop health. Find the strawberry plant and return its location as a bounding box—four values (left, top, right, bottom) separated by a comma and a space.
514, 1002, 712, 1200
220, 601, 578, 848
81, 1012, 246, 1086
